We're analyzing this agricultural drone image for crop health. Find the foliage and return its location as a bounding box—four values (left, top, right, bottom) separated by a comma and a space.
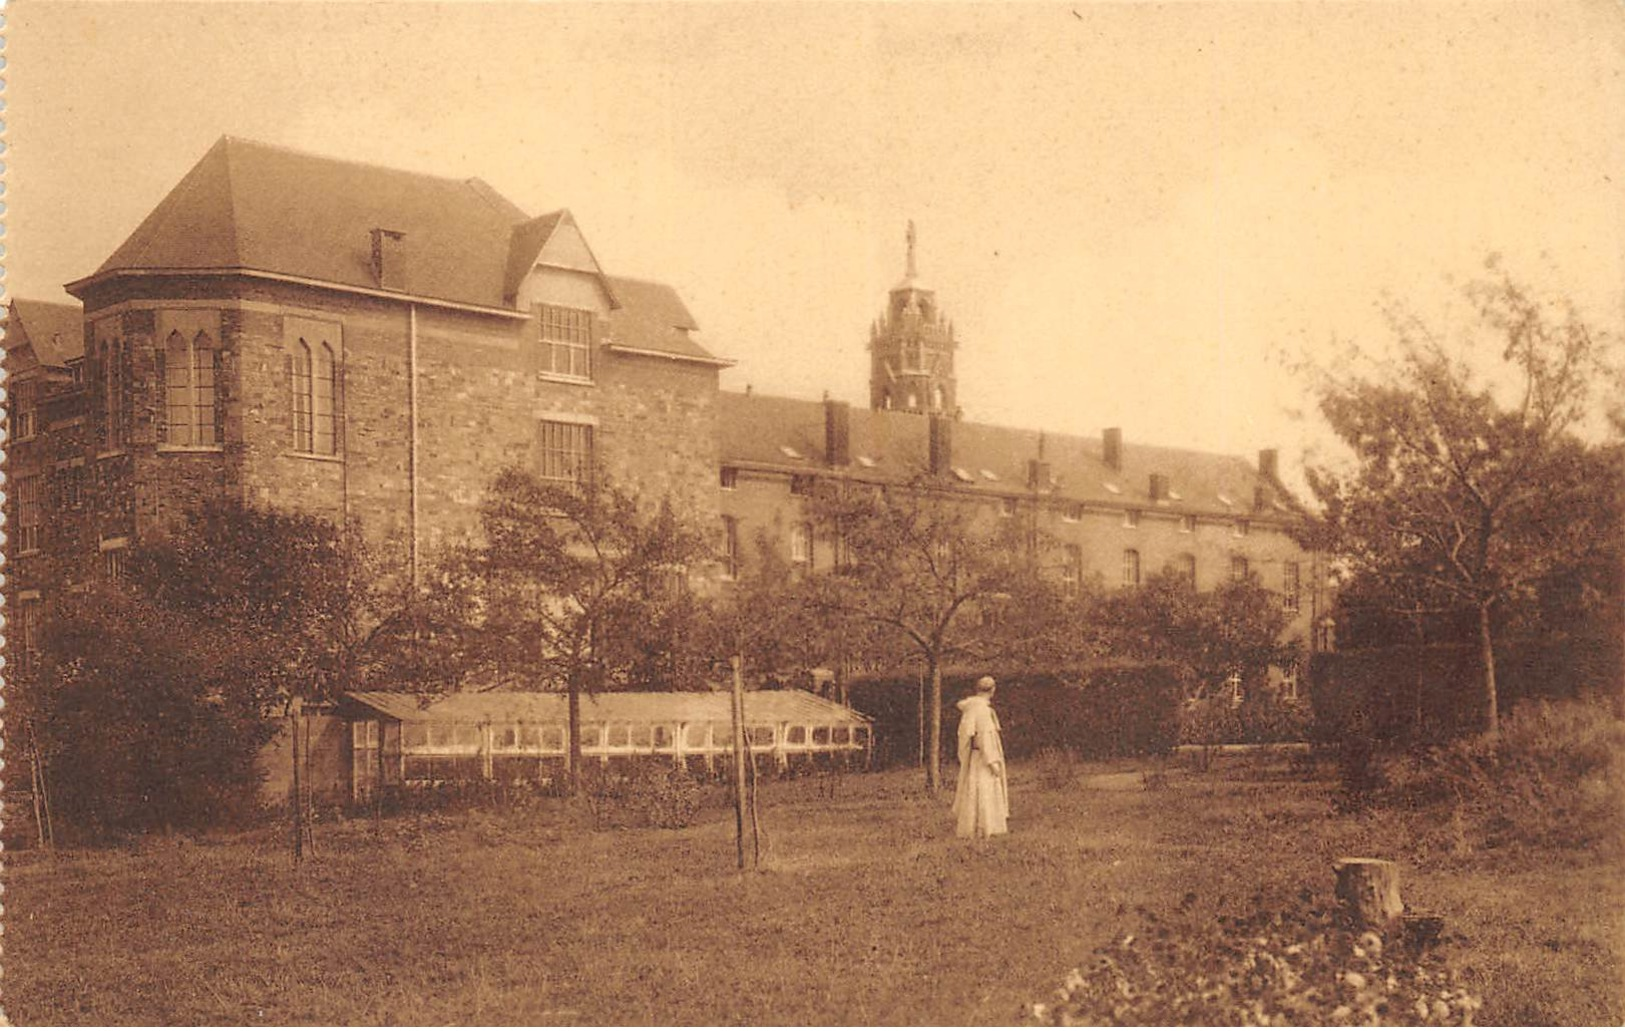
794, 478, 1063, 788
850, 665, 1184, 765
578, 760, 713, 830
1307, 636, 1623, 750
26, 500, 365, 836
1377, 699, 1625, 852
1031, 893, 1482, 1026
1179, 695, 1314, 748
1096, 569, 1301, 700
437, 470, 712, 789
1303, 263, 1621, 733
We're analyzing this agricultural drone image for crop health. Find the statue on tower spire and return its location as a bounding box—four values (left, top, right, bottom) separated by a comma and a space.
905, 219, 918, 281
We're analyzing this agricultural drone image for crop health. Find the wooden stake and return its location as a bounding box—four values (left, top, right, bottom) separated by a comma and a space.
730, 655, 747, 871
1333, 857, 1404, 932
291, 697, 305, 866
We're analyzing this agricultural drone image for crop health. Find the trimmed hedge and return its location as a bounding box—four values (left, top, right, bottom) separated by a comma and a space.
1308, 635, 1623, 748
849, 663, 1184, 766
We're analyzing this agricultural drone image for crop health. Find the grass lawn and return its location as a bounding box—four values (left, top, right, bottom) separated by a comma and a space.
5, 754, 1621, 1025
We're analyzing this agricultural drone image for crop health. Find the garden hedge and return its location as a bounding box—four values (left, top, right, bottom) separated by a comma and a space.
849, 663, 1184, 767
1308, 634, 1623, 748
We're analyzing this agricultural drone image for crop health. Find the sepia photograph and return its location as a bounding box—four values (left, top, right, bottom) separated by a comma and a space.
3, 1, 1621, 1024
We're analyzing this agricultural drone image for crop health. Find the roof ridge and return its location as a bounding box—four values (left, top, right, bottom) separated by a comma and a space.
216, 133, 492, 191
219, 137, 244, 267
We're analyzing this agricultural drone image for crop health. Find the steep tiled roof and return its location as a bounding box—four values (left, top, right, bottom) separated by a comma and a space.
83, 137, 527, 310
6, 299, 85, 367
346, 688, 870, 726
72, 137, 723, 365
717, 391, 1299, 520
604, 276, 728, 365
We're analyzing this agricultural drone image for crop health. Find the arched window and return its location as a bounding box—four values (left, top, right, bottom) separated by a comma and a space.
289, 337, 338, 455
1122, 548, 1141, 587
159, 330, 221, 446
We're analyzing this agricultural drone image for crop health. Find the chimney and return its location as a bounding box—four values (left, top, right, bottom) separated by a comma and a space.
1149, 473, 1168, 502
1254, 484, 1270, 512
1027, 459, 1051, 491
371, 228, 408, 291
1102, 427, 1122, 471
824, 399, 852, 467
1258, 448, 1279, 482
929, 413, 953, 477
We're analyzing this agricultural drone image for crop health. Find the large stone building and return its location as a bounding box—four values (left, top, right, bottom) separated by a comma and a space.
6, 136, 1329, 692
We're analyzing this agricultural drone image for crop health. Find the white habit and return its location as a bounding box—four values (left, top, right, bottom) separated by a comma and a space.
953, 694, 1010, 838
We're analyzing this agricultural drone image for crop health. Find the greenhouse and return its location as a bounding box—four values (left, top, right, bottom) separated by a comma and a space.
334, 689, 873, 799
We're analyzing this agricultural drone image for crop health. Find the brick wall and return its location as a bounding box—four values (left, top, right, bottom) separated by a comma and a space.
69, 275, 723, 588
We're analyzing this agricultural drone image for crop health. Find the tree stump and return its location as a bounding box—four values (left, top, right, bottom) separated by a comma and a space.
1333, 857, 1404, 932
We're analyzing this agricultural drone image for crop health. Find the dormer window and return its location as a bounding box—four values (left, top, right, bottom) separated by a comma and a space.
537, 304, 593, 381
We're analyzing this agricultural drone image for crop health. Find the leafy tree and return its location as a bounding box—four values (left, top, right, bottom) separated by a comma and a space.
1305, 266, 1620, 734
445, 469, 711, 792
1098, 569, 1299, 699
28, 499, 368, 835
796, 478, 1053, 790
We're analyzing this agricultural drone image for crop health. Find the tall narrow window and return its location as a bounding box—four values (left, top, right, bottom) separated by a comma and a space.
101, 335, 129, 450
12, 380, 38, 440
1231, 554, 1250, 583
1283, 561, 1301, 614
537, 419, 595, 486
790, 522, 812, 565
160, 330, 221, 446
289, 338, 338, 455
1062, 544, 1083, 597
722, 515, 740, 580
1175, 552, 1196, 587
16, 596, 41, 673
1123, 509, 1140, 528
16, 474, 42, 553
1122, 548, 1141, 587
537, 304, 593, 380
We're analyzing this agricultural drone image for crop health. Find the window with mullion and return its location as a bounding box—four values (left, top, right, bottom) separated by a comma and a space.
537, 419, 594, 486
538, 304, 593, 379
162, 331, 222, 446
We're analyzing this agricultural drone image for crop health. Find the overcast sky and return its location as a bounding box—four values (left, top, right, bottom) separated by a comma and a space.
13, 2, 1624, 483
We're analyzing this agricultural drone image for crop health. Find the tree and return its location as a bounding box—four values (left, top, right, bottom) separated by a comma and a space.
447, 469, 711, 792
796, 478, 1053, 790
1305, 266, 1621, 734
28, 499, 368, 835
1098, 569, 1299, 699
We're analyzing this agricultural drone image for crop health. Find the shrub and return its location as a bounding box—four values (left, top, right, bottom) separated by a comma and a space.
850, 663, 1184, 766
1377, 699, 1625, 851
1029, 892, 1482, 1026
581, 760, 709, 830
1179, 695, 1313, 748
1308, 636, 1623, 750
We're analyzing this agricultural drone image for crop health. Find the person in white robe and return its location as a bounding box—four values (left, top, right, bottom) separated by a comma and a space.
953, 675, 1009, 838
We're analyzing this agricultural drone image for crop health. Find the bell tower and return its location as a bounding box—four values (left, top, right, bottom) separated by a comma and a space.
868, 221, 958, 416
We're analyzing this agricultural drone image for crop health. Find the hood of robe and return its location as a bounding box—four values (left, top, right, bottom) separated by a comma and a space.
957, 695, 991, 714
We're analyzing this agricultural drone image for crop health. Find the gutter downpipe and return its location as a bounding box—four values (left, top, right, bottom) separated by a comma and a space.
408, 303, 421, 591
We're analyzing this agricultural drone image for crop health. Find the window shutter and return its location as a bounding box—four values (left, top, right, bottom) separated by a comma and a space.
153, 347, 168, 442
213, 348, 226, 444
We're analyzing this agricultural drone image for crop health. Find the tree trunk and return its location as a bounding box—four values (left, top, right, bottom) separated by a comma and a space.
926, 655, 943, 792
1478, 601, 1498, 737
567, 670, 583, 796
1333, 857, 1404, 933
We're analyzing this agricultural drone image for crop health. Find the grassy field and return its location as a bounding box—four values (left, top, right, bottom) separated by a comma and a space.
5, 753, 1621, 1025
